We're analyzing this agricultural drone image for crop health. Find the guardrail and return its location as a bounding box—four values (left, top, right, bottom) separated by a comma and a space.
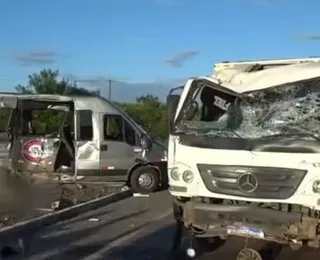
0, 189, 132, 246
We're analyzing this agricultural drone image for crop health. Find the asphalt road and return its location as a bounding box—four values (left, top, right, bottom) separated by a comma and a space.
0, 173, 123, 227
8, 191, 320, 260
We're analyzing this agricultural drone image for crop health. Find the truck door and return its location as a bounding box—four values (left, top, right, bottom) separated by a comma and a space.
99, 113, 139, 181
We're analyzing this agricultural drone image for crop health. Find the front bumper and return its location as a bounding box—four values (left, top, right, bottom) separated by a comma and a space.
174, 199, 320, 245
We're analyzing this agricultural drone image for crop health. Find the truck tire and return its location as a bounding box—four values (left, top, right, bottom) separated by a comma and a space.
130, 166, 159, 194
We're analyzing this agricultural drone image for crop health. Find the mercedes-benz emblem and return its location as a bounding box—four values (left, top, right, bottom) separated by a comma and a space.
238, 173, 258, 193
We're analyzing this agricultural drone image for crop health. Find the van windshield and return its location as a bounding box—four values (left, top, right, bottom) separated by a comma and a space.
175, 79, 320, 140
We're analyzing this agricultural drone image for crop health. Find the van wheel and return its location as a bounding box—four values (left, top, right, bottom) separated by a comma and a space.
130, 166, 159, 194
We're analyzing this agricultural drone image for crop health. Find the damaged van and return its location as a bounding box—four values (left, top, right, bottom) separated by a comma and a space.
0, 94, 167, 194
167, 58, 320, 259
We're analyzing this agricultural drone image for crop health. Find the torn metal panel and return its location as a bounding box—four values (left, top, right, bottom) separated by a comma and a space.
76, 141, 99, 160
75, 140, 100, 175
0, 96, 17, 108
15, 137, 60, 174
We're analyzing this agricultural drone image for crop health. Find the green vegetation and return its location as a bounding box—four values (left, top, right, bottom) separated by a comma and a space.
2, 69, 169, 141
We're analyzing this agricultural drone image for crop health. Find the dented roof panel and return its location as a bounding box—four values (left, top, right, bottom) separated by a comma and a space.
202, 62, 320, 93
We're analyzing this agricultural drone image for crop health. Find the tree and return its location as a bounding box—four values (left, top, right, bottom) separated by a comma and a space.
15, 69, 99, 96
120, 95, 168, 141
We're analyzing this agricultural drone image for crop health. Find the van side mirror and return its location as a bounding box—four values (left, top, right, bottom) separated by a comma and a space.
140, 134, 152, 150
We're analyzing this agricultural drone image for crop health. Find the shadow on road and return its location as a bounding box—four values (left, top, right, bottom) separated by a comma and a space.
52, 208, 114, 231
40, 225, 151, 260
23, 210, 148, 260
86, 223, 181, 260
20, 216, 320, 260
92, 222, 227, 260
86, 224, 302, 260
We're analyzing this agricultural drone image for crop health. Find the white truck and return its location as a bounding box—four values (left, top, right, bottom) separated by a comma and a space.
167, 57, 320, 259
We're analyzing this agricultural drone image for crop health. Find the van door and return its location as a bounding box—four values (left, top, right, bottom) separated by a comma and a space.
0, 108, 14, 167
99, 114, 139, 181
75, 110, 100, 177
0, 96, 18, 169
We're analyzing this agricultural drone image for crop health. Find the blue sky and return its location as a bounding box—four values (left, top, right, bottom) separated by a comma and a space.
0, 0, 319, 101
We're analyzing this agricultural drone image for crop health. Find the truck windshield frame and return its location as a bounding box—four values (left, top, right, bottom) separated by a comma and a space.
174, 78, 320, 142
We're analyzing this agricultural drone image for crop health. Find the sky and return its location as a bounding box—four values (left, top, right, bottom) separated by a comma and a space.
0, 0, 320, 101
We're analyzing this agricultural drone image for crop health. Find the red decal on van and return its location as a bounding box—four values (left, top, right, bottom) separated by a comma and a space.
23, 140, 48, 162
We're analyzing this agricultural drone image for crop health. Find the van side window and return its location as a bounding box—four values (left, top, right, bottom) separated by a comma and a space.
103, 115, 137, 146
124, 119, 136, 146
103, 115, 123, 141
77, 110, 93, 141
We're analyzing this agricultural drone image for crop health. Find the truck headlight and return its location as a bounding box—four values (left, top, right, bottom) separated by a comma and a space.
313, 180, 320, 193
170, 167, 180, 181
182, 170, 194, 183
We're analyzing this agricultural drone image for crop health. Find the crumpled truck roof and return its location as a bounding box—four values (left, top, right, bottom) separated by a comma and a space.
202, 61, 320, 94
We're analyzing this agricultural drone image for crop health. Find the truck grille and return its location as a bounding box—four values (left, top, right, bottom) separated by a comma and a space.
197, 164, 307, 200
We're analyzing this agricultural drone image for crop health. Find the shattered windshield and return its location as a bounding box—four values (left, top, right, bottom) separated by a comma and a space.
176, 79, 320, 140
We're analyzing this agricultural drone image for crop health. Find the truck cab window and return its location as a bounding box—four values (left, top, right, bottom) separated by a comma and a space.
200, 86, 236, 122
103, 115, 137, 146
77, 110, 93, 141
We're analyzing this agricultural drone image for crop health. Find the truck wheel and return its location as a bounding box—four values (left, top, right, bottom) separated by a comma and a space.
130, 166, 159, 194
237, 248, 262, 260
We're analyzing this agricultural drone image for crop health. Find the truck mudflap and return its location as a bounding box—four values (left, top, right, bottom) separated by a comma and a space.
176, 199, 320, 248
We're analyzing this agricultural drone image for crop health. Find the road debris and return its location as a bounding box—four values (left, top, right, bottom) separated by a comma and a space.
88, 218, 99, 222
133, 193, 150, 197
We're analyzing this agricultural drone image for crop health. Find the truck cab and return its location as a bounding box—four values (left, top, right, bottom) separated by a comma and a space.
0, 94, 167, 194
167, 57, 320, 258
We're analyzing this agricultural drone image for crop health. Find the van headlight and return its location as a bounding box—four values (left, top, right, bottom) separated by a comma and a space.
182, 170, 194, 183
170, 167, 180, 181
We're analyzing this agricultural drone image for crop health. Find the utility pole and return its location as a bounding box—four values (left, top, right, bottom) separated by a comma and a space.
108, 79, 112, 101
